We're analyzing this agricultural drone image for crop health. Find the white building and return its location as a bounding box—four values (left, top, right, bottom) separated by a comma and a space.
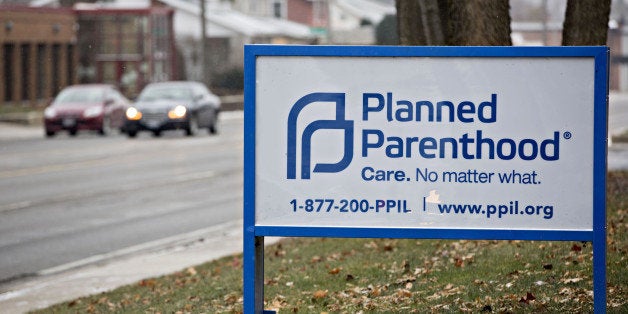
234, 0, 395, 44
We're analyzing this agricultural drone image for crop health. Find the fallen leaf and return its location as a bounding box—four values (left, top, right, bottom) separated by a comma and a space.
454, 257, 464, 267
519, 292, 536, 304
571, 244, 582, 252
563, 277, 583, 284
397, 289, 412, 298
328, 267, 341, 275
138, 279, 156, 288
313, 290, 328, 299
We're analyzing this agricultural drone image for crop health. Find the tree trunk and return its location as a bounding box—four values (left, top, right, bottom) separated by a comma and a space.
442, 0, 512, 46
396, 0, 511, 46
562, 0, 611, 45
397, 0, 438, 45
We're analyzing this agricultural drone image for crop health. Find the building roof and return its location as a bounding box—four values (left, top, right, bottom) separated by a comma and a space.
29, 0, 58, 6
336, 0, 396, 25
159, 0, 313, 38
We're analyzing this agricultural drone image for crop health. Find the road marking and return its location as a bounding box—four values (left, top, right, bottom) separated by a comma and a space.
0, 169, 225, 214
36, 219, 244, 276
0, 157, 116, 179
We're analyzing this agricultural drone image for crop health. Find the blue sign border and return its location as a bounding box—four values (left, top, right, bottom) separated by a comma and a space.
243, 45, 608, 313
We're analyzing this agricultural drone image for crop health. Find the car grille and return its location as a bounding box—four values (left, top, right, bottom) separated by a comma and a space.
142, 112, 166, 120
142, 112, 167, 121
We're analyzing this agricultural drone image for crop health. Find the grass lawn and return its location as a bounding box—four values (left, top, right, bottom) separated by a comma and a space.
37, 171, 627, 313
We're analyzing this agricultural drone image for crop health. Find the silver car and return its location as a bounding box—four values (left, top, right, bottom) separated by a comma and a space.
124, 81, 221, 137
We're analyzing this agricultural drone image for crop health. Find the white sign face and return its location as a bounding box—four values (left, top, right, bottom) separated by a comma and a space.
254, 56, 595, 231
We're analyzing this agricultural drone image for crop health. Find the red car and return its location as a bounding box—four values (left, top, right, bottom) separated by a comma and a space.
44, 84, 129, 137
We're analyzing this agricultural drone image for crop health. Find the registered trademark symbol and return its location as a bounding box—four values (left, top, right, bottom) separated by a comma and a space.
563, 131, 572, 140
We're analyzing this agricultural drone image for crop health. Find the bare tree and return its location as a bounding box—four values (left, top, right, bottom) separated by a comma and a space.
396, 0, 444, 45
396, 0, 511, 46
562, 0, 611, 45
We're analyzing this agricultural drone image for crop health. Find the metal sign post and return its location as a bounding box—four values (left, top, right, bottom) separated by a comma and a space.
244, 45, 608, 313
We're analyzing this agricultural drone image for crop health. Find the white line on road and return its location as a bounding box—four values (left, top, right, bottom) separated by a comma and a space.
36, 219, 242, 277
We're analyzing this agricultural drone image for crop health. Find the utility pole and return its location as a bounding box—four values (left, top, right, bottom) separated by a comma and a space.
200, 0, 209, 86
542, 0, 548, 45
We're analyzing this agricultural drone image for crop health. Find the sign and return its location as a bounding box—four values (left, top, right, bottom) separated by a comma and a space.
244, 45, 608, 313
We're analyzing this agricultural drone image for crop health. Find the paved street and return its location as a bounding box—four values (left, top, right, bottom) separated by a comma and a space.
0, 113, 244, 285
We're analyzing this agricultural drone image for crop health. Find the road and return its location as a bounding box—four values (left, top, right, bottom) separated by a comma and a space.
0, 113, 243, 285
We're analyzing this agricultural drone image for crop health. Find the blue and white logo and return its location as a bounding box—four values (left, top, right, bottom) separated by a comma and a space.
286, 93, 354, 179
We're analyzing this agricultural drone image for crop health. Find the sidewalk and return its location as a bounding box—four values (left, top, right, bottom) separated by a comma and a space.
609, 91, 628, 142
0, 220, 280, 313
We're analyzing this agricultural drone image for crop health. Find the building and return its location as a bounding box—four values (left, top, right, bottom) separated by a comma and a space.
65, 0, 314, 92
73, 2, 177, 98
157, 0, 315, 87
234, 0, 395, 44
328, 0, 395, 44
0, 5, 77, 106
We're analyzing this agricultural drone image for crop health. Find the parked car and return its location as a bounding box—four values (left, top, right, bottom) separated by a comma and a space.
124, 81, 221, 138
43, 84, 129, 137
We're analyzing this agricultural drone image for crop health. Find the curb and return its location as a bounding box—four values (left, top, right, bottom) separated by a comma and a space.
0, 112, 43, 126
0, 220, 258, 313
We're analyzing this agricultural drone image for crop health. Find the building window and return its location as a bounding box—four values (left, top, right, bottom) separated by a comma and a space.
52, 44, 60, 96
273, 2, 282, 18
3, 44, 14, 102
67, 44, 75, 86
21, 44, 30, 101
273, 0, 287, 19
37, 44, 45, 99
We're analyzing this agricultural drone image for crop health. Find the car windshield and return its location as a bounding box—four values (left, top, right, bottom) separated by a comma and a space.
137, 85, 194, 102
54, 87, 105, 105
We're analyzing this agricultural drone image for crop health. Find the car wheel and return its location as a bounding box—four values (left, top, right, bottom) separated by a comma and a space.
45, 130, 55, 137
208, 110, 218, 135
186, 116, 199, 136
152, 130, 162, 137
99, 115, 112, 136
69, 129, 78, 136
127, 130, 137, 138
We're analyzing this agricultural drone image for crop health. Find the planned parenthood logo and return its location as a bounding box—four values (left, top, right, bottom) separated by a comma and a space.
286, 93, 354, 179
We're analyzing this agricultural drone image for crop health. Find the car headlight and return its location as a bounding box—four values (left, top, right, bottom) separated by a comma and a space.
84, 106, 103, 118
126, 107, 142, 120
168, 105, 187, 119
44, 107, 56, 119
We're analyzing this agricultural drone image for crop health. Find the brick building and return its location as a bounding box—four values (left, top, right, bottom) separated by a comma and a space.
74, 3, 177, 98
0, 5, 77, 106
